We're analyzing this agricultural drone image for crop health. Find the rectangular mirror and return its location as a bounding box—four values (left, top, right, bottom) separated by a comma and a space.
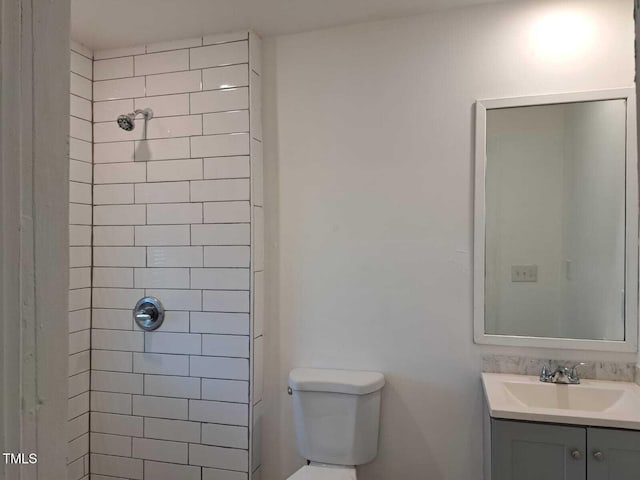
474, 89, 638, 351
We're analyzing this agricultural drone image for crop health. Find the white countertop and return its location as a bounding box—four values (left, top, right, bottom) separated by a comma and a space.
482, 372, 640, 430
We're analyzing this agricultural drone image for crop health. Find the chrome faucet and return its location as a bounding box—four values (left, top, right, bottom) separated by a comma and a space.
539, 363, 586, 384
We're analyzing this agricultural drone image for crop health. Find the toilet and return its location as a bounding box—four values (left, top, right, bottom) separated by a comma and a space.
286, 368, 385, 480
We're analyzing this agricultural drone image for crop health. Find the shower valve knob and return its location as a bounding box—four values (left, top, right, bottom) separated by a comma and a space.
133, 297, 164, 331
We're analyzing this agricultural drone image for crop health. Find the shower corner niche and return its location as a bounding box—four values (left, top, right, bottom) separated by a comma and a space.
69, 30, 265, 480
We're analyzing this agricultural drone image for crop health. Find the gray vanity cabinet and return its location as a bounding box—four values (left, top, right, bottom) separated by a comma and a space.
491, 420, 640, 480
491, 419, 586, 480
587, 427, 640, 480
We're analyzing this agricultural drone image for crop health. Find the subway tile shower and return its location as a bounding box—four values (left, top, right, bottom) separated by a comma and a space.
68, 31, 264, 480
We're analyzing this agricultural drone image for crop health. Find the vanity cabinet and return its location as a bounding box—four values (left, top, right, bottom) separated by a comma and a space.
491, 419, 640, 480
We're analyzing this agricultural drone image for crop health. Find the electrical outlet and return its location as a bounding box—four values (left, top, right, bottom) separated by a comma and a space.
511, 265, 538, 282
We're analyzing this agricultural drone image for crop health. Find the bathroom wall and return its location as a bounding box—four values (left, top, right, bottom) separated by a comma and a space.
88, 32, 263, 480
69, 40, 94, 480
261, 1, 635, 479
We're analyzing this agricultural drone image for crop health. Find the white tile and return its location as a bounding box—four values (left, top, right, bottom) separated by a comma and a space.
145, 289, 201, 310
95, 45, 146, 60
135, 182, 189, 203
202, 334, 248, 358
201, 379, 248, 403
204, 246, 250, 267
254, 271, 264, 337
203, 201, 250, 223
189, 399, 248, 427
92, 308, 133, 330
134, 137, 190, 161
144, 460, 200, 480
135, 94, 189, 117
153, 310, 190, 332
147, 159, 203, 182
94, 99, 134, 123
203, 31, 248, 46
91, 412, 143, 437
190, 268, 250, 290
92, 288, 145, 309
191, 133, 250, 158
69, 247, 91, 268
203, 468, 247, 480
94, 246, 146, 267
191, 224, 250, 245
69, 351, 90, 376
203, 111, 249, 135
145, 332, 201, 354
70, 116, 92, 142
68, 391, 89, 419
133, 352, 189, 375
92, 350, 132, 372
133, 438, 188, 464
147, 203, 202, 225
202, 424, 248, 449
191, 179, 249, 202
94, 77, 146, 101
94, 184, 134, 205
135, 225, 190, 246
67, 433, 89, 463
132, 395, 188, 420
94, 141, 135, 163
189, 356, 249, 381
90, 392, 132, 415
69, 309, 91, 332
70, 94, 92, 121
147, 36, 202, 53
203, 157, 249, 180
202, 65, 248, 90
94, 121, 144, 142
94, 226, 134, 246
190, 41, 248, 69
94, 162, 146, 184
134, 268, 190, 288
253, 336, 264, 402
250, 72, 262, 140
69, 267, 91, 290
249, 31, 262, 75
92, 330, 144, 351
68, 371, 90, 398
146, 70, 201, 96
93, 205, 146, 226
94, 56, 134, 80
69, 225, 91, 247
189, 443, 248, 471
91, 453, 143, 480
71, 40, 93, 59
146, 115, 202, 139
190, 312, 249, 335
144, 418, 200, 445
92, 371, 143, 394
69, 330, 90, 354
148, 246, 203, 267
135, 50, 189, 76
70, 72, 92, 100
69, 288, 91, 311
70, 50, 92, 78
69, 203, 92, 225
91, 432, 132, 457
190, 88, 248, 114
69, 181, 92, 204
144, 376, 200, 400
67, 457, 84, 480
251, 140, 263, 204
68, 413, 89, 442
69, 159, 92, 183
93, 268, 134, 288
254, 207, 264, 270
69, 138, 92, 162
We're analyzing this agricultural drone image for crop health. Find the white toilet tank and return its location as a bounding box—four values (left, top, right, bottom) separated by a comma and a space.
289, 368, 385, 466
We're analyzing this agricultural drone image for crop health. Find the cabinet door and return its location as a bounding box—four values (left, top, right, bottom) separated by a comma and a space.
492, 419, 586, 480
587, 427, 640, 480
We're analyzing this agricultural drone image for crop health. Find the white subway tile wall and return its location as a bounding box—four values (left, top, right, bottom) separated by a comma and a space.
69, 42, 92, 480
89, 32, 262, 480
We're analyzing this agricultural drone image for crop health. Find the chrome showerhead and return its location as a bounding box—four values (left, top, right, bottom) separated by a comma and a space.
116, 108, 153, 131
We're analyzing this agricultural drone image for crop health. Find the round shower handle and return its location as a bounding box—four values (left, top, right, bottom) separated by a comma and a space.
133, 297, 164, 331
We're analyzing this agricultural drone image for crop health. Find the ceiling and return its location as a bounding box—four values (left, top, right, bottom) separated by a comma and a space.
72, 0, 503, 50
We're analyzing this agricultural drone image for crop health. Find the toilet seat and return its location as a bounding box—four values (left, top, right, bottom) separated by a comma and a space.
286, 464, 356, 480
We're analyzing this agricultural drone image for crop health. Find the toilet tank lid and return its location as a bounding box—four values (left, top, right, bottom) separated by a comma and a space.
289, 368, 385, 395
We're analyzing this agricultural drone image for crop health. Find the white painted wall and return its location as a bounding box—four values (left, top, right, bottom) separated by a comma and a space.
261, 1, 636, 479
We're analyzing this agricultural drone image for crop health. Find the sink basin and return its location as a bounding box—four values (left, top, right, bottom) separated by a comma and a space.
503, 381, 625, 412
482, 373, 640, 430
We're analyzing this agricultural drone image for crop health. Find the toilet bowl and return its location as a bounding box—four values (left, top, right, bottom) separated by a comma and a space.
286, 368, 385, 480
287, 464, 356, 480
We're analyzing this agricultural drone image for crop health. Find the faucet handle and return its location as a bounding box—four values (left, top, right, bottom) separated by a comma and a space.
569, 362, 587, 379
540, 365, 551, 382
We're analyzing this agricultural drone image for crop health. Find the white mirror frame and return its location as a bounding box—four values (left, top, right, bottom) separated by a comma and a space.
474, 88, 638, 352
